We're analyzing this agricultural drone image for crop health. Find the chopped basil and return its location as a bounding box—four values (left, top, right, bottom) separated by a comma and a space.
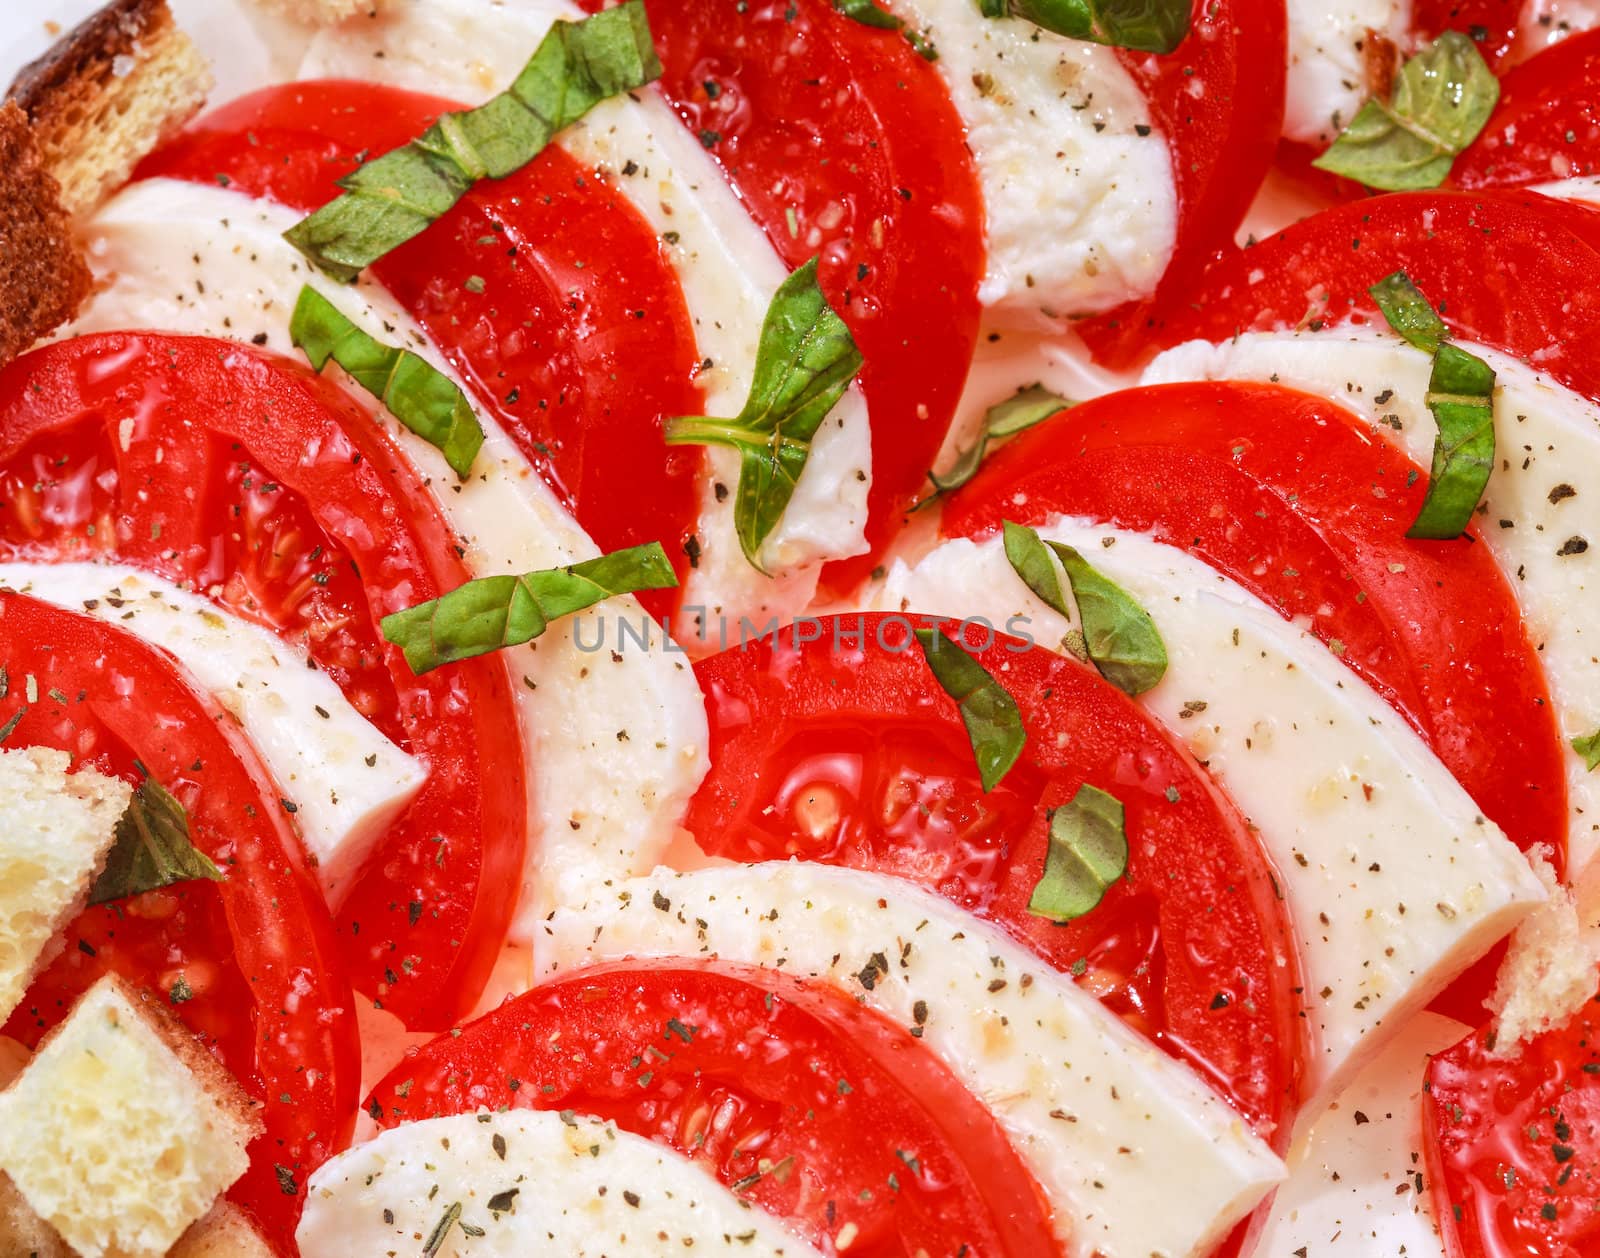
285, 2, 661, 280
1027, 783, 1128, 923
919, 385, 1072, 506
1572, 729, 1600, 773
833, 0, 940, 58
87, 777, 223, 906
1002, 521, 1167, 695
978, 0, 1189, 54
289, 287, 484, 477
381, 541, 679, 674
1368, 271, 1448, 354
913, 627, 1026, 792
664, 258, 862, 571
1313, 32, 1498, 191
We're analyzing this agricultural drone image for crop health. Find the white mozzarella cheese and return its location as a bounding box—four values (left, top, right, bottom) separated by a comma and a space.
1146, 328, 1600, 876
1517, 0, 1600, 59
65, 178, 709, 942
888, 0, 1176, 323
1532, 175, 1600, 203
869, 523, 1546, 1119
534, 862, 1286, 1258
1253, 1012, 1466, 1258
1283, 0, 1410, 145
298, 0, 872, 628
0, 561, 422, 904
298, 1110, 821, 1258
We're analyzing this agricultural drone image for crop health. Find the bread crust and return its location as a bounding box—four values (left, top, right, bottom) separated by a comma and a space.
8, 0, 172, 121
0, 102, 90, 370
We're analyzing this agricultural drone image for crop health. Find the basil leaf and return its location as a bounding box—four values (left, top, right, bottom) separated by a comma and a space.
1002, 521, 1167, 695
1313, 31, 1498, 191
664, 258, 862, 572
1573, 730, 1600, 773
980, 0, 1190, 54
290, 287, 484, 477
834, 0, 903, 28
1368, 271, 1448, 354
913, 627, 1026, 792
381, 541, 679, 674
1407, 342, 1497, 540
918, 385, 1072, 507
88, 777, 223, 907
285, 2, 661, 280
1028, 783, 1127, 923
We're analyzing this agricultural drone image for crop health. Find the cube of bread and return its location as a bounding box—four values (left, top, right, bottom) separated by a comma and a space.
249, 0, 385, 23
0, 1171, 69, 1258
7, 0, 212, 218
0, 747, 128, 1024
0, 977, 260, 1258
169, 1202, 275, 1258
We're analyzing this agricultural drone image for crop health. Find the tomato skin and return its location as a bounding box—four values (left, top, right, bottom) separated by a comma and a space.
0, 334, 527, 1030
1410, 0, 1525, 68
1454, 28, 1600, 189
1426, 995, 1600, 1257
586, 0, 984, 598
942, 381, 1566, 874
0, 592, 358, 1249
686, 611, 1301, 1138
140, 81, 705, 619
367, 960, 1061, 1258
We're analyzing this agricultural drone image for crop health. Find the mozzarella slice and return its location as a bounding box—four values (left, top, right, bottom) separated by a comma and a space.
883, 0, 1175, 324
1146, 328, 1600, 877
298, 1110, 822, 1258
1283, 0, 1409, 146
1254, 1012, 1465, 1258
298, 0, 872, 629
0, 561, 422, 903
869, 522, 1546, 1119
534, 862, 1286, 1258
1531, 175, 1600, 203
65, 178, 709, 942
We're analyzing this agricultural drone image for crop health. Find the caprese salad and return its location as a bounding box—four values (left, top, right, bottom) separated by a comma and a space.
1, 0, 1599, 1255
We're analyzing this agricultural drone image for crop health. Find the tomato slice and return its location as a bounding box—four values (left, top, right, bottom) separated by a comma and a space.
1454, 27, 1600, 189
366, 959, 1059, 1258
685, 611, 1300, 1137
574, 0, 984, 598
0, 334, 527, 1030
0, 591, 357, 1246
1076, 0, 1288, 364
140, 81, 705, 618
1410, 0, 1525, 69
1426, 992, 1600, 1257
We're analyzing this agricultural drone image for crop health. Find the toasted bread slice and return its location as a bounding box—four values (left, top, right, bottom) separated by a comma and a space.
8, 0, 211, 218
250, 0, 383, 23
169, 1202, 276, 1258
0, 102, 92, 368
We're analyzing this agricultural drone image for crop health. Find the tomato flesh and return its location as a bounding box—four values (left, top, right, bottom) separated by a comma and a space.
367, 960, 1061, 1258
688, 612, 1301, 1136
0, 335, 527, 1030
140, 81, 705, 618
1454, 28, 1600, 189
0, 592, 358, 1246
1427, 994, 1600, 1257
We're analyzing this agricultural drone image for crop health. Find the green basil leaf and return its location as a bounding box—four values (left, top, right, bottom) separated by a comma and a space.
980, 0, 1189, 54
1002, 521, 1167, 695
834, 0, 903, 28
919, 385, 1072, 506
1028, 783, 1128, 923
913, 626, 1026, 792
1313, 31, 1498, 191
664, 258, 862, 572
382, 541, 679, 674
1369, 270, 1448, 354
1573, 730, 1600, 773
1407, 342, 1497, 540
285, 2, 661, 280
88, 777, 223, 907
290, 287, 484, 477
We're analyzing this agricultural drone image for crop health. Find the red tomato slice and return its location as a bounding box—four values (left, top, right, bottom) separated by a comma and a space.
140, 81, 704, 618
1454, 27, 1600, 189
366, 960, 1060, 1258
574, 0, 984, 599
686, 611, 1301, 1137
1410, 0, 1525, 68
1093, 189, 1600, 400
1076, 0, 1288, 364
0, 334, 527, 1030
940, 380, 1566, 1018
0, 591, 357, 1247
1425, 991, 1600, 1256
